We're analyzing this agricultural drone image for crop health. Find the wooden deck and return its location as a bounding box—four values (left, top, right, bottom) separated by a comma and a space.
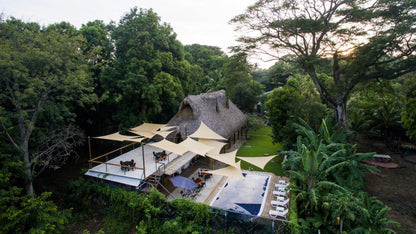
260, 174, 290, 219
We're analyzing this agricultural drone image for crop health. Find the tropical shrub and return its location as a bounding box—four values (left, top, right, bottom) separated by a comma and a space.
283, 118, 398, 232
0, 153, 71, 233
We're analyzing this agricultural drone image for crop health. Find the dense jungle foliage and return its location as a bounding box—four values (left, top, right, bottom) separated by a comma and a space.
1, 0, 416, 232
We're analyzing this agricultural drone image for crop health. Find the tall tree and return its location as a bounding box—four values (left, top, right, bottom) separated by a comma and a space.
79, 20, 116, 135
0, 19, 97, 195
265, 75, 328, 147
401, 74, 416, 141
220, 53, 264, 112
232, 0, 416, 130
184, 44, 228, 92
109, 8, 185, 127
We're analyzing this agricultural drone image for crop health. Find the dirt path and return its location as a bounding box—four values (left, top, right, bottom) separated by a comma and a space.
359, 139, 416, 234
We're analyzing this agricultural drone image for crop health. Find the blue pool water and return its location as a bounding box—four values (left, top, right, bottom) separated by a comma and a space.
210, 173, 270, 216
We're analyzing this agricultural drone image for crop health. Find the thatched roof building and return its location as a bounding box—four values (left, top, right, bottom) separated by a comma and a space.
167, 90, 246, 143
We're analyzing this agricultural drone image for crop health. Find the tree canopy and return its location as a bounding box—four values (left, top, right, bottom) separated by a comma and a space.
232, 0, 416, 130
0, 18, 97, 195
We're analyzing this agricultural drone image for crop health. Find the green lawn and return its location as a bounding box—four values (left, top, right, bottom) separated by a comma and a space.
237, 126, 284, 175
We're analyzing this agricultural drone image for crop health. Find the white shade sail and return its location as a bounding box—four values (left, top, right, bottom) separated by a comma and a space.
206, 150, 238, 167
129, 130, 156, 139
130, 123, 166, 139
152, 130, 174, 139
198, 139, 227, 154
178, 138, 214, 156
189, 121, 227, 141
205, 161, 245, 179
149, 139, 188, 156
237, 155, 277, 170
159, 126, 177, 131
126, 137, 146, 143
131, 123, 166, 132
94, 132, 142, 142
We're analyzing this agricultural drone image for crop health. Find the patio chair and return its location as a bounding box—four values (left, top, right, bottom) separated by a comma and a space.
120, 161, 126, 171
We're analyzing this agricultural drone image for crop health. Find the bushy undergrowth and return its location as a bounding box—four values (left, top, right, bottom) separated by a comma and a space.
66, 178, 218, 233
0, 153, 71, 234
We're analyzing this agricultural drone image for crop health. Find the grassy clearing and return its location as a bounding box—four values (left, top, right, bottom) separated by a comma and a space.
237, 126, 284, 176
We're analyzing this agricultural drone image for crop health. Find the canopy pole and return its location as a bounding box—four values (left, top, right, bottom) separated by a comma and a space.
142, 141, 146, 179
88, 136, 92, 169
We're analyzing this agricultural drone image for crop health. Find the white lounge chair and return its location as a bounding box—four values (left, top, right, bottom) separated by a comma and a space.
275, 195, 286, 202
278, 180, 290, 186
275, 187, 285, 192
275, 183, 289, 189
273, 190, 287, 197
271, 198, 289, 208
269, 209, 279, 218
269, 208, 288, 219
274, 205, 285, 212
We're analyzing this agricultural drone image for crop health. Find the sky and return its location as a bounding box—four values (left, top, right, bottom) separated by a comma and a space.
1, 0, 273, 67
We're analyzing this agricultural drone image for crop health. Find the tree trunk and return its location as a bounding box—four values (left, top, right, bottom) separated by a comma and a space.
22, 148, 34, 196
334, 100, 348, 131
140, 102, 146, 116
306, 69, 349, 131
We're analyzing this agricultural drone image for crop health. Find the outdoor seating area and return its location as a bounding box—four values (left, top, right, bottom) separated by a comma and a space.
269, 180, 290, 219
169, 167, 217, 200
198, 168, 213, 180
120, 159, 136, 171
153, 150, 167, 161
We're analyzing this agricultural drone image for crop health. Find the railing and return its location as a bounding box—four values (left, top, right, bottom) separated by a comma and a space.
209, 207, 289, 233
156, 152, 172, 163
157, 163, 166, 176
88, 142, 144, 173
89, 142, 136, 163
89, 159, 144, 172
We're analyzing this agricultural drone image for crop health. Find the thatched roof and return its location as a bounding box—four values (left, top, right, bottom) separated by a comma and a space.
167, 90, 246, 140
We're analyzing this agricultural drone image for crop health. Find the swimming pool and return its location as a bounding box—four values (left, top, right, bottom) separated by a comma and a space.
210, 173, 270, 216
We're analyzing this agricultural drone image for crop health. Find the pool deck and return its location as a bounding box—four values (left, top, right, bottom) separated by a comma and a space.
260, 174, 290, 219
168, 168, 290, 220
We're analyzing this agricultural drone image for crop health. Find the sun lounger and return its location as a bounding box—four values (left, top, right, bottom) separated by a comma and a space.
273, 190, 287, 197
275, 183, 289, 189
274, 205, 286, 212
275, 195, 286, 202
275, 187, 285, 192
278, 180, 290, 186
269, 208, 288, 219
271, 198, 289, 207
